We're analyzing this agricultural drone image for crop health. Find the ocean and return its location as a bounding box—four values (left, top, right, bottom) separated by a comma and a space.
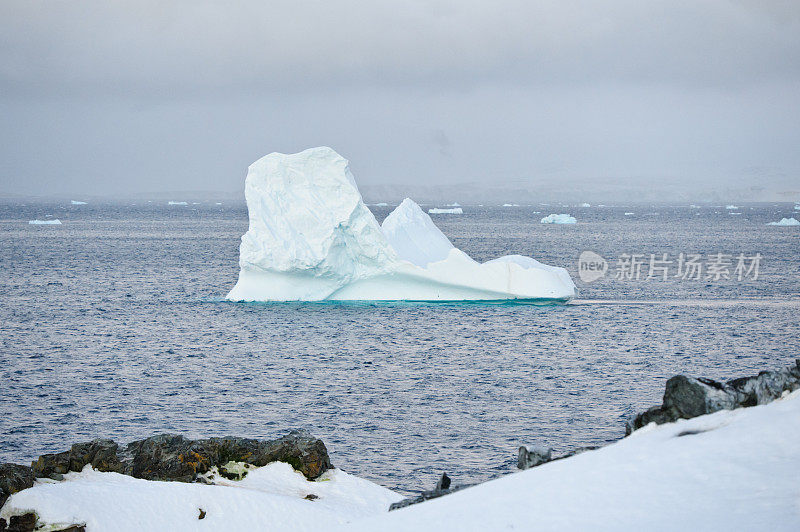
1, 201, 798, 493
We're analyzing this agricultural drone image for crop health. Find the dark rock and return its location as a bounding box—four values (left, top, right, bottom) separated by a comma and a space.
69, 439, 122, 473
3, 513, 36, 532
31, 451, 70, 479
33, 439, 122, 479
389, 474, 472, 511
121, 434, 212, 482
0, 464, 34, 510
517, 446, 552, 470
198, 508, 206, 520
304, 493, 318, 500
627, 360, 800, 434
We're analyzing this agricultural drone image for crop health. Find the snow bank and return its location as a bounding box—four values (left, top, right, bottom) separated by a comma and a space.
226, 147, 575, 302
28, 219, 61, 225
345, 390, 800, 531
428, 207, 462, 214
767, 217, 800, 226
70, 200, 87, 205
540, 213, 576, 224
2, 462, 401, 532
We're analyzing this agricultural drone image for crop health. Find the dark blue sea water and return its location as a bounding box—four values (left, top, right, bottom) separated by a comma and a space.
1, 201, 798, 493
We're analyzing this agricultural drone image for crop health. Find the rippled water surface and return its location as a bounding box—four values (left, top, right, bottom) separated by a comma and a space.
1, 201, 798, 492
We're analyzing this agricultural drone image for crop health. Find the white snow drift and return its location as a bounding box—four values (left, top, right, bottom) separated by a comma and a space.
1, 462, 402, 532
540, 213, 576, 224
767, 217, 800, 226
226, 147, 575, 302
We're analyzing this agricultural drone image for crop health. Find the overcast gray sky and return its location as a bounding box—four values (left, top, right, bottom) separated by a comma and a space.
1, 0, 799, 198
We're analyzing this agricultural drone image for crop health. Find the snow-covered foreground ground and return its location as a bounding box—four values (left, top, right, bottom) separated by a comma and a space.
4, 392, 798, 531
2, 463, 402, 531
348, 390, 800, 531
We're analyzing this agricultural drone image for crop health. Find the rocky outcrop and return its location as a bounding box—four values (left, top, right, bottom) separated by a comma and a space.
0, 465, 33, 511
627, 360, 800, 434
30, 430, 331, 483
121, 431, 331, 482
389, 473, 472, 511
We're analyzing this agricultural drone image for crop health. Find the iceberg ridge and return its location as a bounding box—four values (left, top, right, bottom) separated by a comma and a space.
226, 147, 575, 302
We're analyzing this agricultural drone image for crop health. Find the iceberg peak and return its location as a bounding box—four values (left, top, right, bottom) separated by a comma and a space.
227, 147, 575, 302
381, 198, 455, 268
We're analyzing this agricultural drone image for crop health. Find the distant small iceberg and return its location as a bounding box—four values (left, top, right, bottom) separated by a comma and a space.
580, 203, 591, 207
540, 213, 576, 224
503, 203, 520, 207
767, 217, 800, 226
168, 201, 188, 205
446, 202, 461, 207
372, 202, 389, 207
70, 200, 87, 205
428, 207, 463, 214
794, 204, 800, 211
29, 219, 62, 225
725, 205, 738, 210
624, 212, 635, 216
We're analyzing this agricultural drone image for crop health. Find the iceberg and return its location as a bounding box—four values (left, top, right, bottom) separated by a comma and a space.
767, 217, 800, 226
168, 201, 188, 206
502, 203, 519, 207
580, 202, 591, 207
29, 219, 62, 225
725, 205, 738, 210
624, 212, 635, 216
70, 200, 87, 205
226, 147, 575, 302
427, 207, 462, 214
540, 214, 577, 224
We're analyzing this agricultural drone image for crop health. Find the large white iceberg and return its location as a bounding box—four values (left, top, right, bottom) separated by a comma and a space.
767, 217, 800, 226
226, 147, 575, 302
